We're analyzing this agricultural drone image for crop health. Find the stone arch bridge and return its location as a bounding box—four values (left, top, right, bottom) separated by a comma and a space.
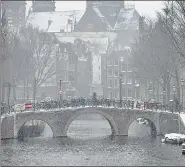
1, 107, 185, 139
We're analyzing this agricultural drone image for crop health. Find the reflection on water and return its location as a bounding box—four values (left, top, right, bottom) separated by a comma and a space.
2, 114, 185, 166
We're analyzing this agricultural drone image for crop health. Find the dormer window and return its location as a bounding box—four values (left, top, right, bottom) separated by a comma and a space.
109, 13, 116, 17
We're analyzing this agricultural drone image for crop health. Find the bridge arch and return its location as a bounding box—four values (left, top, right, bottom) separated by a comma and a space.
63, 108, 119, 136
16, 117, 55, 138
126, 115, 157, 136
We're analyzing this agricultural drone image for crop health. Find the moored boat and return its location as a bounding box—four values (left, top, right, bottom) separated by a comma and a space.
18, 120, 45, 138
161, 133, 185, 145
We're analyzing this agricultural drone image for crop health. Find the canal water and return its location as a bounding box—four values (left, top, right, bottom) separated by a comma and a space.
1, 114, 185, 166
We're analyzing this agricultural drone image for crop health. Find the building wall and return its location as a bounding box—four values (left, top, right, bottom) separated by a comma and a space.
92, 53, 101, 85
2, 1, 26, 27
103, 49, 140, 100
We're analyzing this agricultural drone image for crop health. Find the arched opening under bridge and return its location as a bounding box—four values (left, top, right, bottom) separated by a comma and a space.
64, 110, 118, 139
17, 119, 53, 139
128, 118, 157, 138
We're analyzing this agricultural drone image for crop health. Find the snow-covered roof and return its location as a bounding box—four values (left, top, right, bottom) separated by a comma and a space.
26, 10, 85, 33
92, 7, 113, 31
56, 36, 108, 54
55, 33, 110, 54
87, 6, 139, 31
55, 32, 117, 42
114, 8, 139, 30
82, 37, 109, 54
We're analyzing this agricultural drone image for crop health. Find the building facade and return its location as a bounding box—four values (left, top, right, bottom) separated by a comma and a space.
14, 0, 143, 102
75, 1, 142, 100
0, 1, 26, 105
1, 1, 26, 28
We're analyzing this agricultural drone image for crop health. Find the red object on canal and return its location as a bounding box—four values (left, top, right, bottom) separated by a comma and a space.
25, 103, 32, 109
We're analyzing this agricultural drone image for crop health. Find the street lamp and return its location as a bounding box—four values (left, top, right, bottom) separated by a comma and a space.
173, 85, 176, 98
180, 78, 185, 110
163, 90, 166, 109
119, 74, 124, 108
173, 85, 176, 113
149, 89, 153, 100
102, 85, 104, 98
92, 85, 95, 96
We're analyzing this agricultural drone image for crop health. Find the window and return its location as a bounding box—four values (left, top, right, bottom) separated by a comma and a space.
121, 76, 126, 84
114, 67, 119, 77
114, 78, 119, 88
114, 91, 118, 99
121, 63, 127, 72
108, 78, 113, 88
114, 58, 119, 66
107, 67, 113, 77
127, 64, 132, 72
120, 57, 124, 62
108, 91, 113, 99
99, 75, 101, 80
68, 71, 75, 82
122, 88, 126, 97
127, 76, 132, 84
128, 88, 132, 97
107, 60, 113, 66
135, 79, 139, 85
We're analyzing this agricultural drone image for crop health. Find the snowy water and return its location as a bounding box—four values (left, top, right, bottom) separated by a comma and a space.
2, 114, 185, 166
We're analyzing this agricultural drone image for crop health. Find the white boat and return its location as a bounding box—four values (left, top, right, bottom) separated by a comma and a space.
182, 143, 185, 154
162, 133, 185, 145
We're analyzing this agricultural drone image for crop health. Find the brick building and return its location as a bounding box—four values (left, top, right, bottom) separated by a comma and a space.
1, 1, 26, 28
75, 1, 142, 100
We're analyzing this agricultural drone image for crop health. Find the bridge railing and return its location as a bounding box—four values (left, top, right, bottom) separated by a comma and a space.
1, 98, 183, 115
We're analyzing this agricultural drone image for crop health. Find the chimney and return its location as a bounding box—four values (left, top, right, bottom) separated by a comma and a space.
48, 19, 52, 28
119, 0, 124, 9
86, 1, 94, 9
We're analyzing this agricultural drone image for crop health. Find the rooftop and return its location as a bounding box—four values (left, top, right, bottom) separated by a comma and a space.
26, 10, 85, 33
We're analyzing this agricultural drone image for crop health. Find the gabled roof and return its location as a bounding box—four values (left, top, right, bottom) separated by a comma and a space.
114, 8, 140, 30
26, 10, 85, 33
92, 7, 113, 31
89, 6, 140, 31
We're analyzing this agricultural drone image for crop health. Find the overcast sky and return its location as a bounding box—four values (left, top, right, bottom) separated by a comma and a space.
27, 1, 164, 18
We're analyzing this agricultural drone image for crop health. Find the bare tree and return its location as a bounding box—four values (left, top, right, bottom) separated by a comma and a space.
0, 8, 18, 113
157, 1, 185, 101
12, 26, 58, 101
131, 18, 180, 103
28, 28, 58, 100
158, 1, 185, 60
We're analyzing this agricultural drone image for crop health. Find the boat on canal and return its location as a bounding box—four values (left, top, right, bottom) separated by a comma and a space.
182, 143, 185, 154
161, 133, 185, 145
18, 120, 45, 138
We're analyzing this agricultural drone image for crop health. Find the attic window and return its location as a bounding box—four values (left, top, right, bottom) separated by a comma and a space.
109, 13, 116, 17
87, 23, 93, 29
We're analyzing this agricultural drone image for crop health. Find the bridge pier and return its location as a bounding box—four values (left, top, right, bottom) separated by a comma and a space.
156, 112, 161, 136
